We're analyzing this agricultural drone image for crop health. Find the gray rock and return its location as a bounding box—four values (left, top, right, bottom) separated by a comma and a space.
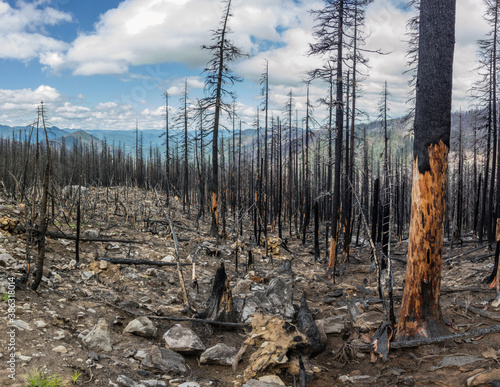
178, 383, 200, 387
233, 279, 253, 295
200, 343, 237, 366
9, 320, 32, 331
163, 324, 205, 353
140, 381, 166, 387
134, 349, 148, 361
239, 277, 295, 323
142, 345, 187, 374
82, 229, 100, 239
123, 317, 157, 338
81, 271, 93, 281
82, 318, 113, 352
117, 374, 140, 387
0, 253, 16, 268
162, 255, 176, 263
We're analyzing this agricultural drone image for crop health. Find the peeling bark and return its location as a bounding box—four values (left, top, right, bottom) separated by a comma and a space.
397, 142, 449, 339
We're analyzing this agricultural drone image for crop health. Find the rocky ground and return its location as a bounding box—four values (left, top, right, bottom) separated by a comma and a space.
1, 187, 500, 387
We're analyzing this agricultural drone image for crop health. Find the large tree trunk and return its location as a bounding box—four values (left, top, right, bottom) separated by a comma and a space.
397, 0, 456, 340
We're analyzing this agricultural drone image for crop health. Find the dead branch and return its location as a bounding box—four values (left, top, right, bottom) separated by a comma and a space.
41, 230, 144, 244
95, 297, 247, 327
97, 257, 190, 266
354, 324, 500, 352
453, 300, 500, 321
443, 245, 488, 261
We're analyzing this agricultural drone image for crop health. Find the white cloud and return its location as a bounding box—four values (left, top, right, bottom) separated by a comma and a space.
0, 1, 71, 61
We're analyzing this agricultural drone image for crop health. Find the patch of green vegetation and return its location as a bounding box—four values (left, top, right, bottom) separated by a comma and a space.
70, 370, 81, 385
24, 368, 66, 387
2, 292, 9, 302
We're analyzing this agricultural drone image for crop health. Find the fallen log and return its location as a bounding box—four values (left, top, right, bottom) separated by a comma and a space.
43, 230, 143, 244
97, 257, 190, 266
453, 300, 500, 321
441, 286, 494, 294
354, 324, 500, 352
91, 296, 248, 327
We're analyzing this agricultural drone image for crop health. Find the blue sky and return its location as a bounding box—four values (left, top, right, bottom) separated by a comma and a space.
0, 0, 490, 131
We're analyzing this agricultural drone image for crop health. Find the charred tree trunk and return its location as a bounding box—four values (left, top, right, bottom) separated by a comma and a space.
397, 0, 456, 340
194, 263, 236, 323
328, 0, 344, 280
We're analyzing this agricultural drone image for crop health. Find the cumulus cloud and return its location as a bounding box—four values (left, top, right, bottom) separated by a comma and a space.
0, 1, 71, 61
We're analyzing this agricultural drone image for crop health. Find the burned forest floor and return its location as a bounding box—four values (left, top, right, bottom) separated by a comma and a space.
1, 187, 500, 387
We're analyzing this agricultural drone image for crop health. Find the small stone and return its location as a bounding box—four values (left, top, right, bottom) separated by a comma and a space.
116, 374, 140, 387
123, 317, 157, 338
81, 271, 93, 280
0, 253, 16, 268
34, 320, 47, 328
83, 229, 100, 239
82, 318, 113, 352
52, 345, 68, 354
142, 345, 187, 374
134, 350, 148, 361
145, 268, 157, 277
258, 375, 285, 385
9, 320, 32, 331
178, 383, 200, 387
140, 380, 166, 387
163, 324, 205, 353
233, 279, 253, 295
200, 343, 237, 365
54, 330, 66, 340
99, 260, 109, 270
162, 255, 176, 263
18, 354, 32, 362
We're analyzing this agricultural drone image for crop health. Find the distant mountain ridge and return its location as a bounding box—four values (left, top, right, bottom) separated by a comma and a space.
0, 110, 478, 157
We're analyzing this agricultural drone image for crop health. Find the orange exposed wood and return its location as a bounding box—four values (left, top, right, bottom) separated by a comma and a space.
397, 141, 450, 339
328, 234, 337, 278
212, 191, 219, 227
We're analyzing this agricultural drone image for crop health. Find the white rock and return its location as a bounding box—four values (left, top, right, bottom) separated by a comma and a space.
82, 318, 113, 352
163, 324, 205, 352
9, 320, 32, 331
123, 317, 157, 338
200, 343, 237, 365
52, 345, 68, 354
258, 375, 285, 385
162, 255, 176, 263
33, 320, 47, 328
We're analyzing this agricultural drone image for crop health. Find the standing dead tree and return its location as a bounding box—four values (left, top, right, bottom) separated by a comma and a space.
397, 0, 456, 339
201, 0, 245, 237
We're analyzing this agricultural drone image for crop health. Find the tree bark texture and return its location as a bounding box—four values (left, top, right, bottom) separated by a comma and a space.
397, 0, 456, 339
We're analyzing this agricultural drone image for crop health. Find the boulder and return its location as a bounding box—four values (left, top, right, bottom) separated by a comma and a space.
200, 343, 238, 366
82, 318, 113, 352
163, 324, 205, 353
142, 345, 187, 374
123, 317, 157, 338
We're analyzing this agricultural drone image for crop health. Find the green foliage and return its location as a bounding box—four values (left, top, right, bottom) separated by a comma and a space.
70, 371, 81, 385
24, 368, 66, 387
2, 292, 9, 302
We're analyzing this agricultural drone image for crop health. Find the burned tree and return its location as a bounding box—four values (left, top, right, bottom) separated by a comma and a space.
397, 0, 456, 339
201, 0, 245, 237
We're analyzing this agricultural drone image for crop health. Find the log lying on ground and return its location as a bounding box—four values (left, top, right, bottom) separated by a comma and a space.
98, 257, 190, 266
453, 300, 500, 321
42, 230, 143, 244
354, 323, 500, 352
194, 262, 236, 323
